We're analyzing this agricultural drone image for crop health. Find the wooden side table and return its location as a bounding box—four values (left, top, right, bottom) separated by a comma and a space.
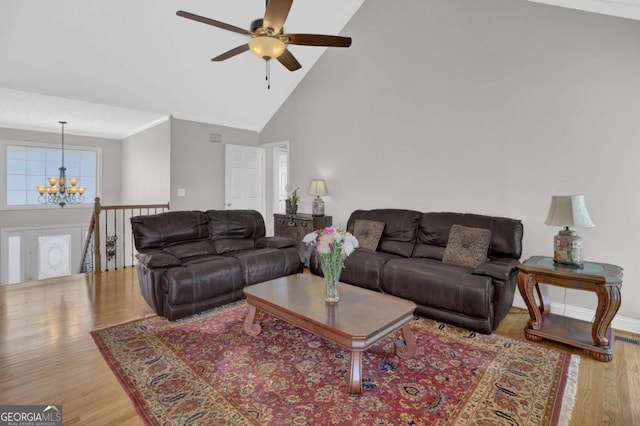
517, 256, 623, 362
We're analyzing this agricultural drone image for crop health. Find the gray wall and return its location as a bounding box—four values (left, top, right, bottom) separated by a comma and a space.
0, 126, 122, 228
261, 0, 640, 320
121, 119, 171, 205
170, 117, 260, 211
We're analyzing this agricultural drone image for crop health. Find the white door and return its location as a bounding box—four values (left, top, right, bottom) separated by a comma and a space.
224, 144, 266, 217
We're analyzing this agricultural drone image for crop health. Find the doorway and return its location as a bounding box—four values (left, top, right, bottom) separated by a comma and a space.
260, 141, 289, 236
273, 146, 288, 215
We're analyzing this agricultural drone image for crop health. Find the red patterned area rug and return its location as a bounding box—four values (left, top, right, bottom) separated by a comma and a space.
91, 301, 579, 425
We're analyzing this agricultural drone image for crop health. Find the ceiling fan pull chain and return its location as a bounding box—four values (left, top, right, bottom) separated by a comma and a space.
266, 60, 271, 90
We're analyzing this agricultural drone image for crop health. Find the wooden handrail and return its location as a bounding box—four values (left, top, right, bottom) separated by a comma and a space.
99, 203, 170, 210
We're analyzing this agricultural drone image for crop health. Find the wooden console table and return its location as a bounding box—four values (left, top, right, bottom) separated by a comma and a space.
274, 213, 332, 243
274, 213, 332, 265
517, 256, 623, 362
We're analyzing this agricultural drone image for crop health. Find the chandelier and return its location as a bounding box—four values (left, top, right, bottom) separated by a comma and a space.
35, 121, 86, 207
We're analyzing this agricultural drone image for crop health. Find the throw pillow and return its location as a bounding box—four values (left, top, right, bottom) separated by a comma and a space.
353, 220, 385, 251
442, 224, 492, 268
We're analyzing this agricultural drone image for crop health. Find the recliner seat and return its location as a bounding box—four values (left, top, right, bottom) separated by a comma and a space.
132, 209, 303, 320
310, 209, 523, 334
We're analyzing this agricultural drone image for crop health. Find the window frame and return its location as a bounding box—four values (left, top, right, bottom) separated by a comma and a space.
1, 139, 102, 211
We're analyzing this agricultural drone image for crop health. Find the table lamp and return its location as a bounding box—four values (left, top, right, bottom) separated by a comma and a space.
544, 195, 595, 267
309, 179, 328, 216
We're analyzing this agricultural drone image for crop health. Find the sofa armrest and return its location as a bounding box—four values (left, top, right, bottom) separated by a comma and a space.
256, 236, 297, 249
473, 258, 520, 280
135, 250, 182, 268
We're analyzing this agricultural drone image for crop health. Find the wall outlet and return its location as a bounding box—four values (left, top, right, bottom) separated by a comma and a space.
177, 188, 186, 197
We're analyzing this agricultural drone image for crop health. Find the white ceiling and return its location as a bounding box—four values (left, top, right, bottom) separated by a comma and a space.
1, 0, 638, 140
0, 0, 363, 138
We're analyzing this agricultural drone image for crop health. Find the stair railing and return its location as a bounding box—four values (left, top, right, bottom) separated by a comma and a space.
80, 197, 170, 273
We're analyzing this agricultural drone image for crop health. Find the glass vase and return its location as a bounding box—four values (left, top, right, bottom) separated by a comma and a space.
321, 264, 340, 303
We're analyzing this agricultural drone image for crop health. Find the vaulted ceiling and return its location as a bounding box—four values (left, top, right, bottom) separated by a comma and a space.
0, 0, 363, 138
1, 0, 638, 139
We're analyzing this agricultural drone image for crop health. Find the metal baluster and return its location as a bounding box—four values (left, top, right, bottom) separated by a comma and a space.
114, 210, 117, 269
130, 208, 134, 267
122, 209, 126, 268
104, 210, 109, 271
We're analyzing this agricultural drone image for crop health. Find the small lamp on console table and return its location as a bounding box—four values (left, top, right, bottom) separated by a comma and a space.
544, 195, 595, 267
309, 179, 328, 216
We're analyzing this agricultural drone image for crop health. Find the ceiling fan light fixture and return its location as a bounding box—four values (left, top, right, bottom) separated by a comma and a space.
248, 36, 286, 60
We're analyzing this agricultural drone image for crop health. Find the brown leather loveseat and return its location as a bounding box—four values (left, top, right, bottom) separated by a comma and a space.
132, 210, 302, 320
310, 209, 524, 334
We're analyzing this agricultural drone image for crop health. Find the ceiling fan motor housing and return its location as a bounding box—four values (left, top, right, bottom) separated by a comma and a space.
251, 19, 282, 36
250, 19, 263, 32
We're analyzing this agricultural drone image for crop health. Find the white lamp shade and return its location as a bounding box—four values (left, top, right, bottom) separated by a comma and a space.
309, 179, 328, 197
545, 195, 595, 228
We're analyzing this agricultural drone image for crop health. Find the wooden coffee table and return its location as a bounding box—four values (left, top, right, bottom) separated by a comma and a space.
243, 274, 417, 394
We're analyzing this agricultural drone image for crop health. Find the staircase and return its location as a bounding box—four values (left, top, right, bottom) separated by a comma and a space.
80, 197, 170, 273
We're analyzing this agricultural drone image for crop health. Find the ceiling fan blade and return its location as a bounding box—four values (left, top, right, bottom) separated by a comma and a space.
277, 49, 302, 71
177, 11, 250, 35
287, 34, 352, 48
263, 0, 293, 34
211, 44, 250, 61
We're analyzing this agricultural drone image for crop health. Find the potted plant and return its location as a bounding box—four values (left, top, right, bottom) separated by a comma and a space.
285, 185, 300, 215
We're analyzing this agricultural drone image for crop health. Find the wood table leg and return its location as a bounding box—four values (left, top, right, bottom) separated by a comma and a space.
518, 272, 545, 342
349, 351, 363, 394
590, 285, 622, 361
518, 272, 543, 329
243, 305, 261, 336
534, 281, 550, 315
396, 324, 416, 359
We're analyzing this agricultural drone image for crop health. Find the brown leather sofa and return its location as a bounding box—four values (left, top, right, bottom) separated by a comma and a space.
131, 210, 302, 320
310, 209, 524, 334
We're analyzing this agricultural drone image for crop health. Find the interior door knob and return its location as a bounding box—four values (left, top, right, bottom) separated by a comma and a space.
226, 203, 232, 207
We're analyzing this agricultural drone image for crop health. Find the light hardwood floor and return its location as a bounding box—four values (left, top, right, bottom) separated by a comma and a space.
1, 268, 638, 425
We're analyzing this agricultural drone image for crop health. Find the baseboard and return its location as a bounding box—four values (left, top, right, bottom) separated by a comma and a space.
512, 294, 640, 335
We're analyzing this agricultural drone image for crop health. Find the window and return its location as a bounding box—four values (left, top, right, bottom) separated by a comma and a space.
3, 141, 100, 208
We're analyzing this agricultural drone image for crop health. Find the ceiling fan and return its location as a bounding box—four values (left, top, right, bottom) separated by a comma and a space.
176, 0, 352, 74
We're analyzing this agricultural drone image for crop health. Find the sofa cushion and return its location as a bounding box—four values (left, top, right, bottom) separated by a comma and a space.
352, 220, 385, 251
161, 257, 244, 306
442, 225, 492, 269
411, 244, 445, 261
347, 209, 421, 257
162, 240, 217, 260
333, 249, 400, 292
418, 212, 523, 259
381, 258, 494, 320
213, 238, 256, 254
135, 250, 182, 268
255, 236, 296, 249
131, 211, 209, 250
206, 210, 266, 240
232, 248, 302, 285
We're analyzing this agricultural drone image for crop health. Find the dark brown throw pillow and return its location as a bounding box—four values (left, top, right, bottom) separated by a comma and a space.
442, 224, 492, 268
353, 220, 385, 251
